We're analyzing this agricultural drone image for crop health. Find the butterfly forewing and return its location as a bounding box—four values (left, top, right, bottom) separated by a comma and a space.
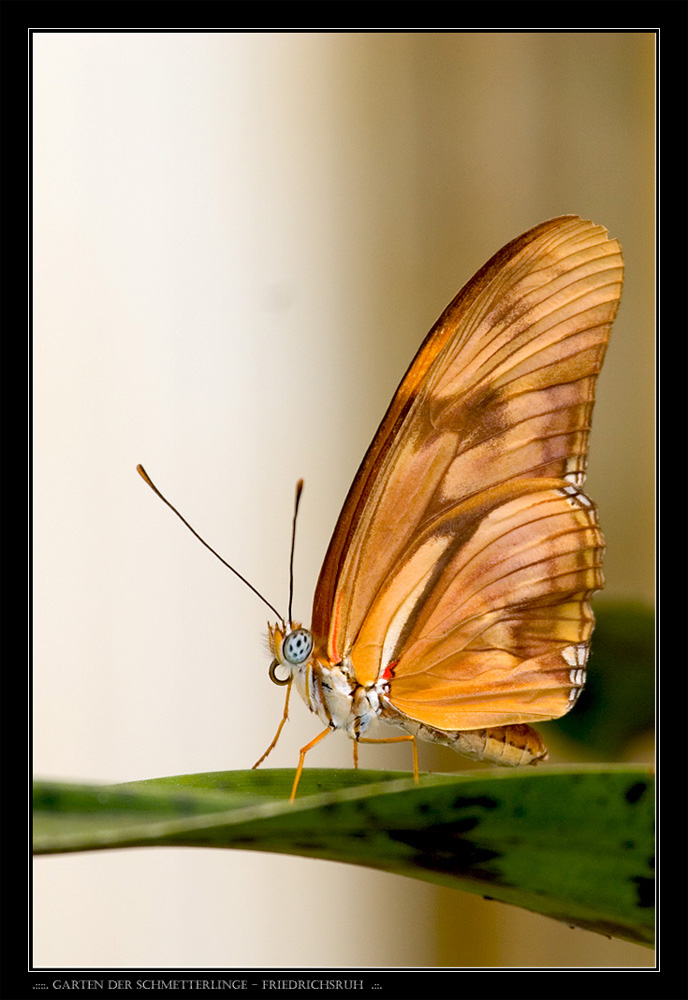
312, 216, 622, 730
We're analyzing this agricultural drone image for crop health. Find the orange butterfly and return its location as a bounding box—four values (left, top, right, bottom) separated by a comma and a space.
139, 215, 623, 802
256, 216, 623, 798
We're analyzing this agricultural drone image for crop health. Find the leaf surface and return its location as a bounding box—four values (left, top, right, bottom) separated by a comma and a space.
33, 764, 654, 947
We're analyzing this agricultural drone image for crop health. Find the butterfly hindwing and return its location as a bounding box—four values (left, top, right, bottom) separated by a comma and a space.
368, 480, 602, 728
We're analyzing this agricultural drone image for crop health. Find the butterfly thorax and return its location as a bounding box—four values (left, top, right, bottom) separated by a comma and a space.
267, 623, 383, 739
294, 657, 384, 738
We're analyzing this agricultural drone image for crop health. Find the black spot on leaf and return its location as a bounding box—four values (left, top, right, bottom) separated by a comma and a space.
625, 781, 648, 804
386, 821, 503, 882
631, 874, 655, 909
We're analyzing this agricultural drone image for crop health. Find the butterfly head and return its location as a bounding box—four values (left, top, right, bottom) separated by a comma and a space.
267, 621, 314, 686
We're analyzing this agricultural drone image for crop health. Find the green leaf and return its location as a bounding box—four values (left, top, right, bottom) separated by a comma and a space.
33, 764, 654, 947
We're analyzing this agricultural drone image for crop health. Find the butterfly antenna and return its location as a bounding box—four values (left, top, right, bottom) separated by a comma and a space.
288, 479, 304, 628
136, 464, 284, 622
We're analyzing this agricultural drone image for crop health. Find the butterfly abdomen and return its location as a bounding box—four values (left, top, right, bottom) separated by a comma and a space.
380, 711, 549, 766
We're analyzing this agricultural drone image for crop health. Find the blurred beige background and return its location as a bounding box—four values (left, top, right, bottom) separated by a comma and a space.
33, 32, 654, 969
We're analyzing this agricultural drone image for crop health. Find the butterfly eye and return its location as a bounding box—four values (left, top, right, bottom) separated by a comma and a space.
281, 628, 314, 665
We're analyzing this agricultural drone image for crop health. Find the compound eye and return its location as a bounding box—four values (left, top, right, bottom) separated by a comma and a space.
281, 628, 313, 665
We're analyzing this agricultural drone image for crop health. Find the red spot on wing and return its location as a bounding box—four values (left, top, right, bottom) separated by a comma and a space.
383, 660, 399, 682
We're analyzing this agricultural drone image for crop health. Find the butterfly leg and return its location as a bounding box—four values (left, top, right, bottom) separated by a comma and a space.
252, 679, 292, 770
356, 735, 419, 782
290, 726, 332, 802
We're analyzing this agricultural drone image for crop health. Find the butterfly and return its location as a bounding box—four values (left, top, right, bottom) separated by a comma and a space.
138, 215, 623, 801
255, 216, 623, 799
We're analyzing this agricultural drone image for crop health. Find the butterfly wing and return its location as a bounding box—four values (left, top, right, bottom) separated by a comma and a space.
311, 216, 623, 730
